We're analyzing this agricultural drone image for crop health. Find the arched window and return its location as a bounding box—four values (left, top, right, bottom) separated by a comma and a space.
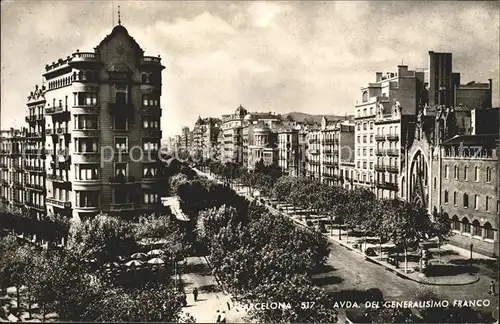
444, 190, 449, 203
484, 222, 494, 240
486, 167, 491, 182
462, 217, 470, 233
362, 91, 368, 102
463, 193, 469, 208
454, 165, 459, 179
474, 194, 479, 209
464, 166, 468, 180
475, 166, 479, 181
453, 191, 457, 205
472, 220, 481, 236
141, 74, 147, 83
452, 216, 460, 231
78, 71, 84, 80
444, 165, 449, 179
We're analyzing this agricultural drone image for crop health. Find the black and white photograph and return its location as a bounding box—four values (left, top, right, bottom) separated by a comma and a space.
0, 0, 499, 323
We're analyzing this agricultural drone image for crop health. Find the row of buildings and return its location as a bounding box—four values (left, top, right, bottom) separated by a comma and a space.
171, 51, 499, 257
0, 22, 165, 224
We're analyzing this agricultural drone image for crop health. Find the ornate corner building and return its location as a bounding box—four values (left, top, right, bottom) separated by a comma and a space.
1, 22, 165, 223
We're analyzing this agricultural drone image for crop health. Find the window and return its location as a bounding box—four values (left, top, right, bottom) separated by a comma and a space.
444, 165, 449, 179
363, 123, 367, 131
370, 149, 373, 156
76, 164, 99, 180
454, 165, 459, 180
444, 190, 448, 203
115, 137, 128, 152
486, 167, 491, 182
474, 194, 479, 210
142, 95, 159, 107
76, 115, 98, 130
370, 122, 373, 130
369, 108, 373, 115
485, 196, 490, 211
452, 217, 460, 231
433, 177, 436, 190
453, 192, 457, 205
76, 191, 99, 207
76, 92, 98, 106
370, 135, 373, 143
484, 222, 494, 240
114, 188, 128, 204
114, 115, 128, 130
472, 220, 481, 236
369, 162, 373, 170
357, 124, 360, 131
363, 161, 367, 169
463, 193, 468, 208
362, 91, 368, 102
464, 166, 468, 181
142, 118, 160, 129
144, 192, 159, 204
75, 138, 98, 153
143, 164, 157, 178
143, 140, 159, 151
474, 166, 479, 181
114, 162, 128, 177
462, 218, 470, 233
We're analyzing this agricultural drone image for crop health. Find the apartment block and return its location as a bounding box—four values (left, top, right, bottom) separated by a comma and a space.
0, 129, 25, 212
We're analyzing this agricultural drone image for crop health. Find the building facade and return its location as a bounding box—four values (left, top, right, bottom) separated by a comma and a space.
0, 129, 26, 213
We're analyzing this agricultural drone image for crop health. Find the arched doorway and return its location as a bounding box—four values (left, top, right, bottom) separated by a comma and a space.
409, 150, 429, 209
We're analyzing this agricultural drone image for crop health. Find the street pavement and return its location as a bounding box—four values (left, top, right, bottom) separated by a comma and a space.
179, 256, 249, 323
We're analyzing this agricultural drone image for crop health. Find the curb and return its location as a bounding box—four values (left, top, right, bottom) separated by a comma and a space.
326, 236, 480, 286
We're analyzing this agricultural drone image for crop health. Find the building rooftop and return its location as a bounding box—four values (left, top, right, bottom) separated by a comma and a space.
440, 134, 499, 147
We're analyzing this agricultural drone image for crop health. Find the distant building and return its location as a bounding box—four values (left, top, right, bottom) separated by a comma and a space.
0, 128, 26, 214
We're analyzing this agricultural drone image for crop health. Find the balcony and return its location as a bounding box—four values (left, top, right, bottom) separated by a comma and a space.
386, 149, 400, 157
45, 106, 69, 117
141, 106, 162, 117
144, 129, 162, 138
1, 179, 8, 186
46, 197, 72, 209
25, 201, 45, 211
47, 174, 70, 183
109, 102, 134, 117
140, 56, 162, 65
309, 149, 320, 155
25, 132, 43, 139
309, 160, 320, 166
387, 134, 399, 141
72, 105, 99, 114
386, 165, 399, 173
0, 163, 7, 169
71, 52, 99, 62
0, 149, 8, 155
324, 139, 336, 145
374, 164, 386, 172
12, 165, 24, 172
73, 128, 100, 137
323, 161, 336, 166
375, 135, 386, 141
56, 127, 69, 135
309, 139, 319, 144
109, 175, 135, 185
24, 165, 45, 172
25, 183, 45, 193
109, 203, 135, 212
377, 182, 398, 191
13, 181, 24, 189
375, 150, 385, 156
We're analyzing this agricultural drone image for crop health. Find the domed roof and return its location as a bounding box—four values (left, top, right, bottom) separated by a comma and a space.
111, 25, 128, 34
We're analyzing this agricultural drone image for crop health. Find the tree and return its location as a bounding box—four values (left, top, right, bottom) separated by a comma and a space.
67, 214, 138, 265
373, 308, 415, 323
0, 235, 20, 295
380, 200, 434, 273
169, 173, 189, 196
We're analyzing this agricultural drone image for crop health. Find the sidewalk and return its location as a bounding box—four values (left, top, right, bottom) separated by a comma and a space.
179, 256, 249, 323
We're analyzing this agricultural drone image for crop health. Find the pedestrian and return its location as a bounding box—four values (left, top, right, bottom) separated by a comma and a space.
488, 280, 496, 296
221, 311, 226, 323
216, 310, 221, 323
193, 287, 198, 302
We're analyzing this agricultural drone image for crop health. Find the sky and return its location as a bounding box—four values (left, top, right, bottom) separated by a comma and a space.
1, 1, 499, 138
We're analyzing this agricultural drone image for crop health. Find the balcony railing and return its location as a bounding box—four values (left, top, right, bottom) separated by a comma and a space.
145, 129, 162, 138
0, 163, 8, 169
309, 149, 320, 155
73, 128, 100, 137
45, 106, 68, 116
308, 139, 319, 144
110, 203, 135, 212
323, 161, 336, 166
47, 174, 69, 183
109, 175, 135, 184
72, 52, 98, 61
72, 105, 99, 113
377, 182, 398, 191
386, 165, 399, 173
25, 183, 45, 192
386, 149, 400, 157
46, 197, 72, 209
141, 107, 162, 117
12, 165, 24, 171
375, 150, 385, 156
374, 164, 386, 172
13, 181, 24, 189
375, 135, 386, 141
387, 134, 399, 141
25, 132, 43, 139
25, 201, 45, 210
141, 56, 161, 64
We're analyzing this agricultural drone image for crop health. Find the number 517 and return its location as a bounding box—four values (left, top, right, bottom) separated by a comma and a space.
301, 302, 315, 309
